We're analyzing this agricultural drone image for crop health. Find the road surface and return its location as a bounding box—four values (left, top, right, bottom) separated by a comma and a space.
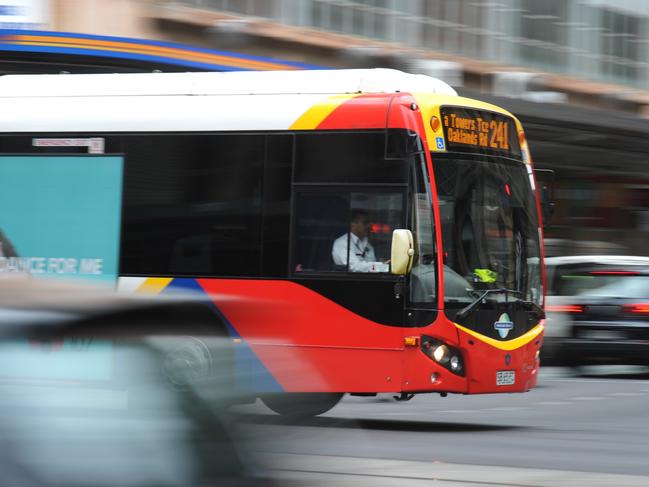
235, 367, 649, 486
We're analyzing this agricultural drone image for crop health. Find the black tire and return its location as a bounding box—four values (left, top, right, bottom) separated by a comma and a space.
260, 392, 344, 417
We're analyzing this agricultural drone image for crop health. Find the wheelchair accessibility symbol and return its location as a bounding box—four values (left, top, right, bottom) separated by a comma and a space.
436, 137, 445, 150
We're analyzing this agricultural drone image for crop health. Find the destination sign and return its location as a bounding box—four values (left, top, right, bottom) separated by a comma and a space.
440, 107, 521, 158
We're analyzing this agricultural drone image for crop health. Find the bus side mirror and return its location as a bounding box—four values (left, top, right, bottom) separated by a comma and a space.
534, 169, 555, 227
391, 229, 415, 276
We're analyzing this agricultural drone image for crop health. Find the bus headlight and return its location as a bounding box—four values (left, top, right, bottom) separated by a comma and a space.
421, 336, 465, 377
449, 355, 461, 373
432, 344, 449, 363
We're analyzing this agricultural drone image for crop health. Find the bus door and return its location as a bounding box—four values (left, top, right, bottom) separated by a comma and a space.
292, 187, 409, 322
287, 130, 414, 392
291, 186, 409, 392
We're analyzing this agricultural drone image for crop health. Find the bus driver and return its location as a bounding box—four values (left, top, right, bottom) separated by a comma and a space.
331, 210, 389, 272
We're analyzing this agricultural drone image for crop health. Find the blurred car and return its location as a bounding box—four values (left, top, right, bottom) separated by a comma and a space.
0, 275, 272, 487
543, 255, 649, 366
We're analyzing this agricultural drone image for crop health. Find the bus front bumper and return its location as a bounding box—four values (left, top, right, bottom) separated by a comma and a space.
455, 326, 543, 394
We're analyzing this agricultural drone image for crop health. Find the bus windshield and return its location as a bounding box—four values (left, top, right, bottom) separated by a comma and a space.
433, 154, 542, 308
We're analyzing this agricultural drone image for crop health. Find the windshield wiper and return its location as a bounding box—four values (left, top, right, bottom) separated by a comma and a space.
456, 288, 522, 321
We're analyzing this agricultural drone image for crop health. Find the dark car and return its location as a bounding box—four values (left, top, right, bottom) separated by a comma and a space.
543, 256, 649, 366
0, 276, 272, 487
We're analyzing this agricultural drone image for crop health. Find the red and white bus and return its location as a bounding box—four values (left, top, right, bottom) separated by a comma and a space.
0, 68, 545, 416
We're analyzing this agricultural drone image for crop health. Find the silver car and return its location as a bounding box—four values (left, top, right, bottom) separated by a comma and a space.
543, 255, 649, 366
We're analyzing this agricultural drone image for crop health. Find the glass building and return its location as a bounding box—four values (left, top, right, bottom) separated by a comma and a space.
169, 0, 649, 88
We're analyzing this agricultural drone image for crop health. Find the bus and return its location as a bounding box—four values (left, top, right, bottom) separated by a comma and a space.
0, 68, 545, 416
0, 29, 316, 74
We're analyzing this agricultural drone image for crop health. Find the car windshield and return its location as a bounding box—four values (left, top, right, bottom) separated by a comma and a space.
433, 154, 542, 306
558, 273, 649, 299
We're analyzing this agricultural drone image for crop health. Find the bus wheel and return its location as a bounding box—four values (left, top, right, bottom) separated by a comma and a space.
260, 393, 343, 417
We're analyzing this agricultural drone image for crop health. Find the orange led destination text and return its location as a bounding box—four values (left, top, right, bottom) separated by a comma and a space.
443, 113, 510, 151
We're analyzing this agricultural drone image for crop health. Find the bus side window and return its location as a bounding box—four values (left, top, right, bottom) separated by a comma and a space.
262, 135, 293, 278
294, 131, 408, 185
293, 191, 403, 274
120, 134, 264, 277
294, 193, 349, 273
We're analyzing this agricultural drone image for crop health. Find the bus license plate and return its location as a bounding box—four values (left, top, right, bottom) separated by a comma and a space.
496, 370, 515, 386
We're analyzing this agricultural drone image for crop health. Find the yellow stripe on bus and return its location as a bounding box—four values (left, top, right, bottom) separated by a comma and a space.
454, 322, 544, 351
136, 277, 173, 295
289, 94, 359, 130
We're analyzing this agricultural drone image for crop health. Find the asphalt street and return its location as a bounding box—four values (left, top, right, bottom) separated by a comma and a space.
235, 366, 649, 486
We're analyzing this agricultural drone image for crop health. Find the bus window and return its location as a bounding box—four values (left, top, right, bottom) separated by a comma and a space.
433, 155, 541, 304
409, 155, 437, 305
261, 134, 293, 278
293, 191, 403, 274
294, 131, 408, 184
120, 134, 264, 277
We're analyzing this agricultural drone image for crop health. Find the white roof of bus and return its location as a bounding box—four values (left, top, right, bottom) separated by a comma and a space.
0, 69, 458, 132
0, 68, 457, 97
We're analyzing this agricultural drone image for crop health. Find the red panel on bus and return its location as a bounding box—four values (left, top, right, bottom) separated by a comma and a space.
387, 93, 429, 140
316, 94, 391, 130
197, 278, 406, 392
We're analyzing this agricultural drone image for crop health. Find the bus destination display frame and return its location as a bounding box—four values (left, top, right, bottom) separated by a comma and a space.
440, 106, 522, 159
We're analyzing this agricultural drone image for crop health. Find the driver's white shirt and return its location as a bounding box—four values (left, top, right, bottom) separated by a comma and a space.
331, 232, 380, 272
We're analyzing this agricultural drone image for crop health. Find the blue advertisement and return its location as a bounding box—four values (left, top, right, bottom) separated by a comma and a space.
0, 156, 123, 283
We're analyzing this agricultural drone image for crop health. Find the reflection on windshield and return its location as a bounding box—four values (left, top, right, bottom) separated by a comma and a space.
433, 155, 542, 306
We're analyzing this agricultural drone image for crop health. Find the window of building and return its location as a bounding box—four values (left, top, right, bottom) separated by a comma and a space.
519, 0, 568, 70
601, 7, 643, 83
